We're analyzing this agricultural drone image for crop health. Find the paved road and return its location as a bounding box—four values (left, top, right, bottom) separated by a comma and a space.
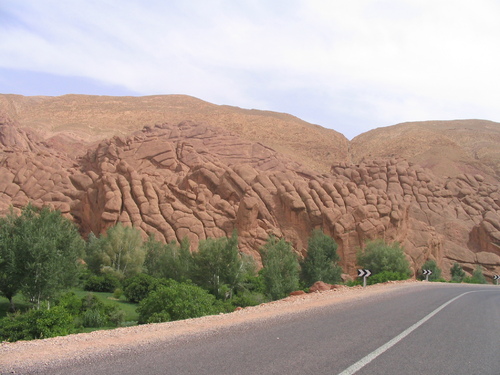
34, 284, 500, 375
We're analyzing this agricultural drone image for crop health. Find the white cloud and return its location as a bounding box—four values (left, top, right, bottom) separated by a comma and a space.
1, 0, 499, 138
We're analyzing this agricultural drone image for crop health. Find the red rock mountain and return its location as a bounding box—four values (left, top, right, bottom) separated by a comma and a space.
0, 94, 499, 280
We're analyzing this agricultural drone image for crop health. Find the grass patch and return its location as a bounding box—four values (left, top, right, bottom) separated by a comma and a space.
71, 289, 139, 322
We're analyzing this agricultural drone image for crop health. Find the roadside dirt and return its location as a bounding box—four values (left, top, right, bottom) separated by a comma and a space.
0, 280, 425, 373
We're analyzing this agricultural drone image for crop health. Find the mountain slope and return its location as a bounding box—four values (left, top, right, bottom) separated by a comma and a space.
350, 120, 500, 183
0, 94, 499, 280
0, 94, 349, 173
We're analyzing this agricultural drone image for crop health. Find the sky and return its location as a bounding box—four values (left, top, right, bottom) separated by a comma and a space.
1, 1, 499, 139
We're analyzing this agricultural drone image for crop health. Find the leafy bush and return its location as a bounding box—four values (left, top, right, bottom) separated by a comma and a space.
56, 292, 83, 316
137, 280, 219, 324
300, 230, 342, 286
81, 308, 107, 328
367, 271, 409, 285
123, 274, 159, 303
113, 288, 123, 300
450, 262, 466, 283
463, 265, 487, 284
84, 274, 121, 293
419, 259, 442, 281
79, 293, 124, 328
357, 240, 411, 277
0, 306, 74, 342
230, 290, 268, 307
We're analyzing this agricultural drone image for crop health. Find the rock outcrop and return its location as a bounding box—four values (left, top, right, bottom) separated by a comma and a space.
1, 115, 498, 280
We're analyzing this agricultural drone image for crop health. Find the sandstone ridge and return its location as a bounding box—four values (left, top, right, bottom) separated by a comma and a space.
0, 109, 499, 280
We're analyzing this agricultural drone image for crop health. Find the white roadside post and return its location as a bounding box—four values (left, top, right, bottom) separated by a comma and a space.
357, 269, 372, 287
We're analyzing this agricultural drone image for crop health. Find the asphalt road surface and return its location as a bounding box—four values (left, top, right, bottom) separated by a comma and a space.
32, 284, 500, 375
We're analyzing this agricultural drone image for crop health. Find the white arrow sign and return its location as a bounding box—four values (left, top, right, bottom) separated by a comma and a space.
357, 269, 371, 287
422, 269, 433, 281
357, 269, 372, 278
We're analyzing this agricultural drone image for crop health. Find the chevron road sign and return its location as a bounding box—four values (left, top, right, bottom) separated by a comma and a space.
494, 275, 500, 285
422, 269, 433, 281
358, 269, 372, 277
357, 269, 371, 287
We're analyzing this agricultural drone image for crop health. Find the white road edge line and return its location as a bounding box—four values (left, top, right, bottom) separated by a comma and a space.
337, 290, 478, 375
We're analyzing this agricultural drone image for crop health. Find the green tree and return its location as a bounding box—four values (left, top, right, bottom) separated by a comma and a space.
143, 234, 168, 278
450, 262, 466, 282
84, 232, 102, 275
192, 232, 249, 299
0, 205, 84, 309
144, 236, 193, 282
260, 236, 300, 300
85, 223, 146, 279
0, 209, 23, 311
136, 280, 219, 324
420, 259, 442, 281
357, 239, 411, 278
300, 230, 342, 286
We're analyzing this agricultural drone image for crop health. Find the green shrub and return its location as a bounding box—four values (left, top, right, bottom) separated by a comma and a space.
450, 262, 466, 282
81, 308, 106, 328
56, 292, 83, 316
84, 274, 121, 293
137, 280, 219, 324
79, 293, 124, 327
357, 240, 411, 277
230, 291, 268, 308
123, 274, 157, 303
463, 265, 487, 284
0, 306, 74, 342
108, 308, 126, 327
113, 288, 123, 300
367, 271, 409, 285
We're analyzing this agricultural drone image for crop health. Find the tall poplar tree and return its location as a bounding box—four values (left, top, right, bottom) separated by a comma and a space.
0, 205, 84, 309
260, 236, 300, 300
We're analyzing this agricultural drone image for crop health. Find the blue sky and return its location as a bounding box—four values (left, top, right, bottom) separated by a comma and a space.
1, 1, 499, 139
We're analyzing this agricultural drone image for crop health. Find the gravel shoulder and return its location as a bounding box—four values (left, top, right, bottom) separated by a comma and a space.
1, 280, 433, 373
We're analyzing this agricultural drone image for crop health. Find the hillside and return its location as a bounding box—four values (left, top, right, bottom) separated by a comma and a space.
350, 120, 500, 183
0, 94, 499, 280
0, 94, 349, 173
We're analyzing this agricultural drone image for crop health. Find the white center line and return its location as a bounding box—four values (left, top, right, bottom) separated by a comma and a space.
337, 290, 476, 375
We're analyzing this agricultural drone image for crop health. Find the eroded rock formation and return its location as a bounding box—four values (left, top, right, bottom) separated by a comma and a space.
1, 116, 499, 280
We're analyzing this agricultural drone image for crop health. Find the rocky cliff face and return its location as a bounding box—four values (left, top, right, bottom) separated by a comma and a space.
0, 95, 499, 280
